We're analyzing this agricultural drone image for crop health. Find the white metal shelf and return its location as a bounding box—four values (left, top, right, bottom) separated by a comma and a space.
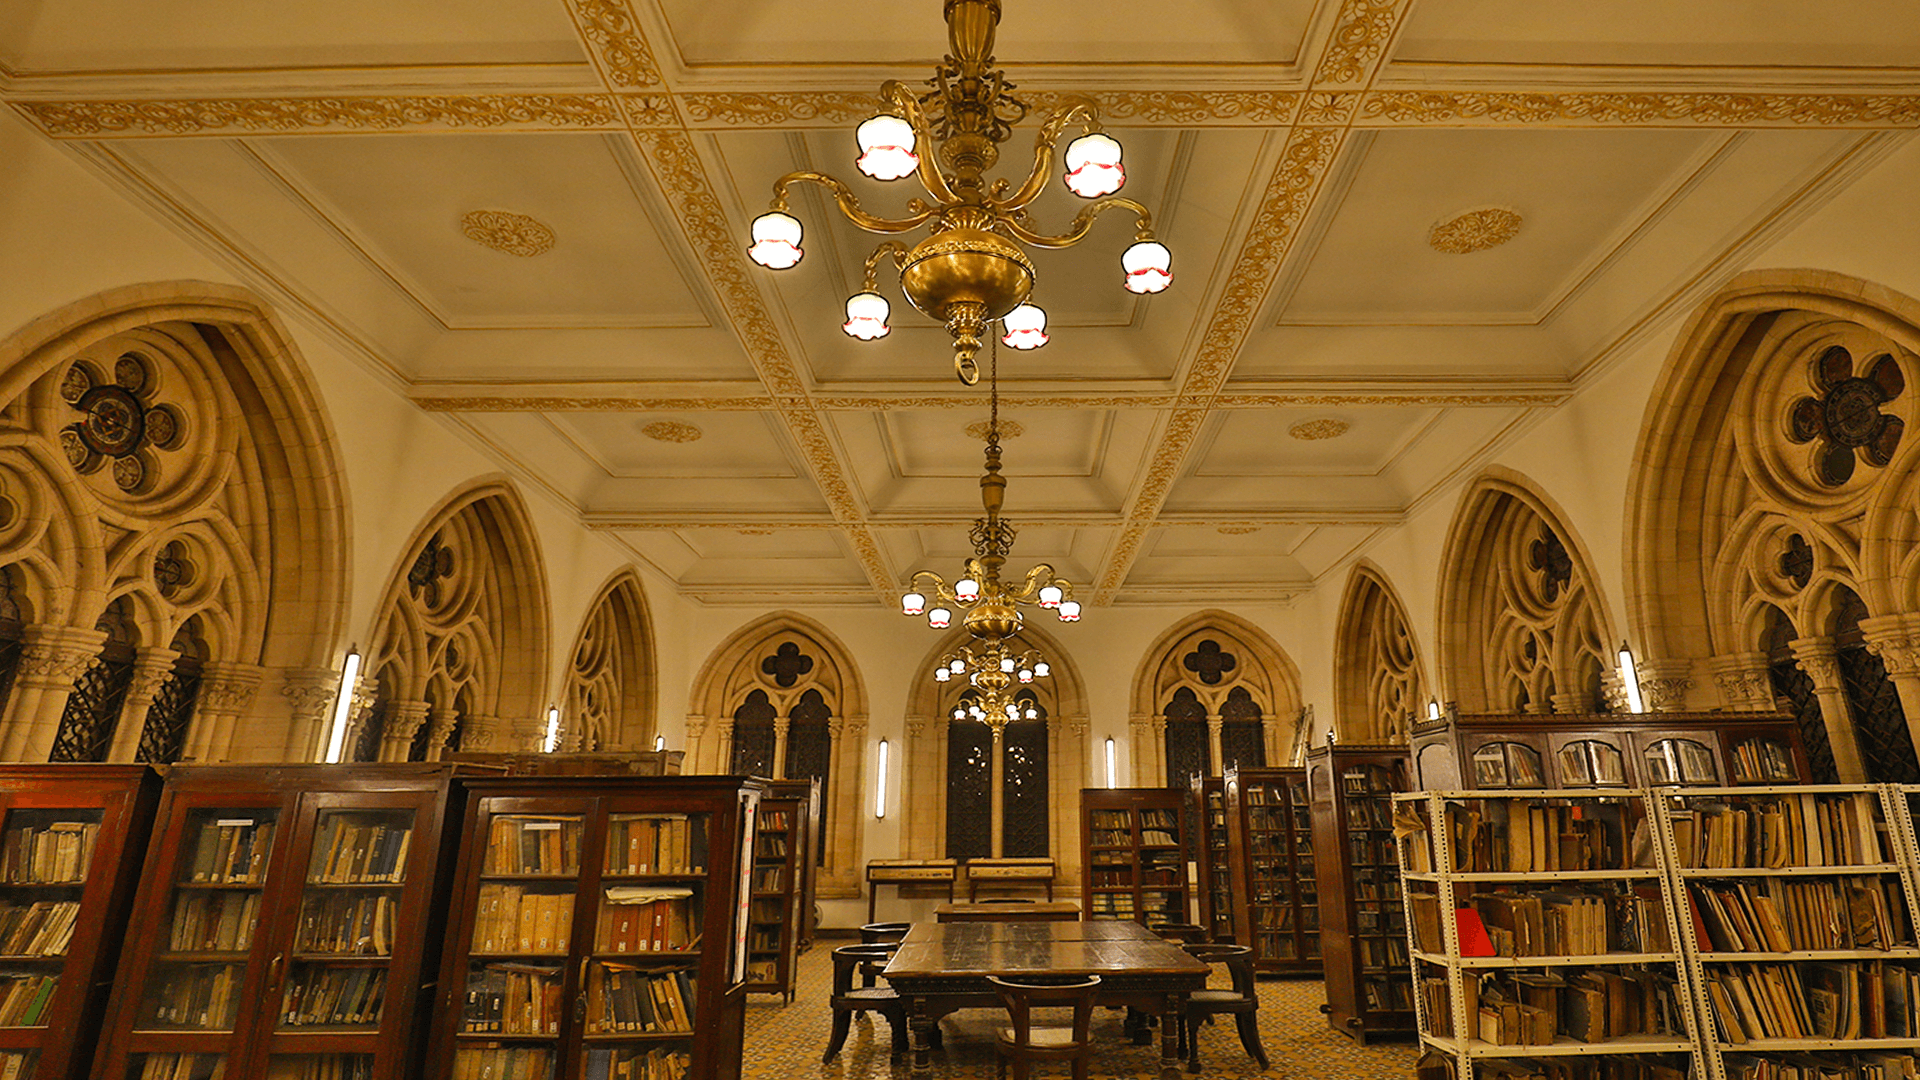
1411, 948, 1680, 969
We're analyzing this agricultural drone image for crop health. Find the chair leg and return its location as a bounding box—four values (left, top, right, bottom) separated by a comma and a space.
823, 1009, 852, 1064
1235, 1012, 1270, 1069
1185, 1015, 1203, 1074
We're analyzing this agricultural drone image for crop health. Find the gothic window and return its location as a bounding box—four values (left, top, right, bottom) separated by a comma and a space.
0, 567, 24, 725
1334, 567, 1429, 741
1219, 686, 1266, 773
729, 689, 777, 776
50, 600, 138, 763
1162, 686, 1209, 784
945, 712, 992, 860
944, 689, 1049, 860
1831, 587, 1919, 783
1183, 640, 1237, 685
1762, 605, 1836, 782
1003, 691, 1049, 859
1785, 346, 1905, 487
786, 689, 833, 865
138, 617, 206, 765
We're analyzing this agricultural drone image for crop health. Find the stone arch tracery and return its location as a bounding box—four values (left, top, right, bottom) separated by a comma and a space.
350, 479, 550, 763
1628, 270, 1920, 780
1332, 561, 1430, 742
558, 571, 656, 752
1129, 611, 1302, 784
0, 283, 348, 763
686, 613, 866, 898
1436, 468, 1615, 716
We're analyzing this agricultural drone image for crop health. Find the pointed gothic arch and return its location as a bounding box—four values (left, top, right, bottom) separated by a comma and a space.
0, 282, 348, 762
1435, 467, 1616, 716
1627, 269, 1920, 780
1333, 561, 1431, 742
1129, 611, 1302, 784
350, 478, 550, 763
559, 570, 656, 752
686, 612, 867, 898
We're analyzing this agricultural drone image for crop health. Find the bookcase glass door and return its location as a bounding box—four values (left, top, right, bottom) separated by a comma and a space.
1343, 764, 1409, 1015
1288, 774, 1319, 960
0, 803, 104, 1077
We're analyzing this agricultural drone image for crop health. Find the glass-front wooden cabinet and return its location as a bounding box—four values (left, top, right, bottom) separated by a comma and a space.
1307, 741, 1414, 1043
92, 764, 476, 1080
1222, 766, 1319, 974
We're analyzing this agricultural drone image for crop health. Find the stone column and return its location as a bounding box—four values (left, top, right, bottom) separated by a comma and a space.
903, 717, 933, 859
1128, 714, 1153, 788
1789, 637, 1867, 782
460, 714, 504, 753
681, 717, 708, 772
1707, 652, 1776, 712
422, 705, 460, 761
1205, 717, 1224, 780
988, 721, 1006, 858
334, 675, 378, 760
1637, 659, 1697, 713
772, 717, 790, 779
1549, 690, 1588, 716
712, 719, 735, 774
278, 667, 341, 761
1, 625, 106, 761
1860, 614, 1920, 764
828, 717, 861, 894
508, 713, 548, 754
108, 647, 182, 762
184, 662, 265, 762
380, 700, 431, 762
1060, 718, 1089, 890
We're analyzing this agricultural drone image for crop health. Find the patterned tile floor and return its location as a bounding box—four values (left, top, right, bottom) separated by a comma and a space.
743, 943, 1419, 1080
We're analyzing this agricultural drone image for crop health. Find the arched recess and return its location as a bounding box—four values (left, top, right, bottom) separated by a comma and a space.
1626, 269, 1920, 780
0, 282, 349, 763
1129, 611, 1303, 784
1435, 467, 1616, 716
558, 570, 656, 752
348, 478, 550, 763
1333, 561, 1431, 742
898, 623, 1089, 887
685, 613, 867, 899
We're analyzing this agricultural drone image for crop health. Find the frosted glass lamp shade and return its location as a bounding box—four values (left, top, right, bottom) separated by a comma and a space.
1000, 303, 1048, 349
844, 291, 892, 340
900, 590, 925, 616
927, 607, 952, 628
934, 666, 951, 682
747, 212, 804, 269
955, 578, 980, 601
1037, 584, 1062, 608
1034, 661, 1050, 677
1063, 132, 1125, 197
1057, 600, 1082, 622
855, 114, 919, 180
1121, 240, 1172, 294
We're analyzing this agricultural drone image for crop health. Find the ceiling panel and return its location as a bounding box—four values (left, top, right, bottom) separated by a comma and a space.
550, 411, 800, 478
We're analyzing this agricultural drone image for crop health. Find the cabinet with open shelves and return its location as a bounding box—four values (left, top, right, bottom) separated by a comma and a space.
1079, 788, 1191, 928
1223, 766, 1319, 974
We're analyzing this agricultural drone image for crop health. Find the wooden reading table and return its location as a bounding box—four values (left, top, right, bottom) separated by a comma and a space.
865, 858, 958, 923
935, 900, 1080, 923
882, 920, 1209, 1080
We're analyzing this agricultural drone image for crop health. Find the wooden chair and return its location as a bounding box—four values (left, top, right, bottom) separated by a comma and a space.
1155, 923, 1208, 944
987, 974, 1103, 1080
860, 921, 911, 943
823, 943, 906, 1063
1179, 944, 1268, 1072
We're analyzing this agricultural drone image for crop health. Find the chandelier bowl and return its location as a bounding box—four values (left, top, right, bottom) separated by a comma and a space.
899, 229, 1035, 323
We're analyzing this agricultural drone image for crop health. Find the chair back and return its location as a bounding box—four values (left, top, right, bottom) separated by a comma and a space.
1155, 923, 1207, 944
1184, 943, 1257, 1001
860, 921, 911, 944
831, 943, 897, 995
987, 974, 1102, 1049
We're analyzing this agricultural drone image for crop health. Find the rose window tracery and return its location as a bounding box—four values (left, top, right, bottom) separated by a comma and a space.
1182, 639, 1237, 685
1786, 346, 1905, 486
1779, 534, 1813, 591
153, 541, 195, 600
761, 641, 814, 687
407, 533, 454, 607
1528, 527, 1573, 603
58, 353, 186, 494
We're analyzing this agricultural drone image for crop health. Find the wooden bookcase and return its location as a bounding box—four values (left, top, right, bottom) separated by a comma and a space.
91, 763, 480, 1080
1222, 766, 1320, 974
1409, 711, 1810, 794
423, 774, 764, 1080
0, 765, 161, 1080
743, 778, 814, 1001
1079, 787, 1191, 928
1190, 776, 1231, 943
1307, 741, 1415, 1042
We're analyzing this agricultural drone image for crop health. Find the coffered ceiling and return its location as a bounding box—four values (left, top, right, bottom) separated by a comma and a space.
4, 0, 1917, 607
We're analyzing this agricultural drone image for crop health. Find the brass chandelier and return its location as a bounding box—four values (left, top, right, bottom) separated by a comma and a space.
745, 0, 1173, 385
901, 344, 1078, 729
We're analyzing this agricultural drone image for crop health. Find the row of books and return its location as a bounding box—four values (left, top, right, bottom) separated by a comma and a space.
585, 1046, 689, 1080
450, 1046, 550, 1080
1724, 1052, 1920, 1079
1414, 887, 1672, 958
1087, 894, 1137, 916
1087, 810, 1131, 829
265, 1056, 372, 1080
145, 962, 240, 1028
758, 810, 789, 831
185, 819, 275, 885
1439, 800, 1631, 875
169, 891, 259, 954
0, 899, 80, 956
1350, 835, 1398, 866
585, 964, 695, 1033
137, 1054, 227, 1080
604, 814, 703, 877
1445, 1055, 1686, 1080
295, 891, 394, 956
1731, 738, 1802, 785
599, 888, 696, 954
484, 818, 580, 877
1, 820, 97, 884
751, 867, 782, 892
1139, 809, 1177, 829
463, 963, 562, 1035
474, 885, 574, 955
1704, 961, 1920, 1042
1690, 876, 1911, 954
1139, 829, 1178, 846
0, 1054, 27, 1080
1671, 792, 1886, 869
0, 973, 55, 1026
1342, 766, 1396, 795
753, 836, 786, 858
1087, 829, 1130, 848
1361, 977, 1414, 1012
281, 965, 386, 1027
1359, 935, 1410, 969
307, 817, 412, 884
1453, 966, 1686, 1045
1254, 932, 1306, 959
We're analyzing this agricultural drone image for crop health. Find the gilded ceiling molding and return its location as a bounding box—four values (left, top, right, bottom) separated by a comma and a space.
566, 0, 667, 89
1214, 391, 1571, 406
678, 92, 881, 128
1289, 418, 1350, 440
617, 94, 681, 128
640, 421, 701, 442
460, 210, 556, 257
1357, 91, 1920, 128
1313, 0, 1412, 87
1429, 207, 1523, 254
1297, 92, 1360, 126
412, 396, 777, 411
1025, 90, 1301, 126
11, 95, 624, 137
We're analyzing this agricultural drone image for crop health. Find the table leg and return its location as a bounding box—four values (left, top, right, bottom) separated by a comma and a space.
908, 998, 935, 1079
1159, 992, 1182, 1080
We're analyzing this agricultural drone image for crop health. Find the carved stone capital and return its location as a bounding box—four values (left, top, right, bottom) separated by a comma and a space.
904, 717, 927, 740
1066, 719, 1089, 739
1549, 691, 1587, 715
683, 716, 707, 741
126, 648, 183, 707
1149, 717, 1167, 736
427, 706, 460, 743
1708, 652, 1776, 711
1790, 637, 1845, 693
197, 662, 267, 714
1859, 615, 1920, 677
840, 718, 865, 740
15, 626, 107, 688
460, 714, 503, 751
279, 667, 341, 724
773, 717, 790, 737
509, 716, 548, 751
1598, 672, 1629, 713
387, 700, 432, 739
1634, 659, 1696, 712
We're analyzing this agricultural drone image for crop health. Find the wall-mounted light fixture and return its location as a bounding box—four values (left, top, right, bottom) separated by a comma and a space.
322, 647, 362, 764
542, 705, 561, 752
1618, 642, 1645, 714
1427, 699, 1442, 722
654, 734, 667, 752
874, 739, 891, 818
1104, 738, 1117, 788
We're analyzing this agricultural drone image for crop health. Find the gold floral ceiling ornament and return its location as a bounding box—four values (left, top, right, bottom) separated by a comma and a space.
1217, 526, 1262, 535
460, 210, 556, 257
964, 418, 1023, 441
1289, 418, 1351, 441
744, 0, 1174, 385
1428, 207, 1523, 255
641, 420, 703, 443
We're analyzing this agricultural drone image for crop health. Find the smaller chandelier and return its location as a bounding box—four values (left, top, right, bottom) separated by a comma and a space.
937, 638, 1049, 730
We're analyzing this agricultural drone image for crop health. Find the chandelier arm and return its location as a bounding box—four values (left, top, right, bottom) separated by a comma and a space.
1000, 196, 1155, 250
880, 80, 961, 208
908, 569, 955, 600
993, 98, 1102, 215
861, 241, 914, 291
770, 171, 935, 235
1007, 563, 1063, 603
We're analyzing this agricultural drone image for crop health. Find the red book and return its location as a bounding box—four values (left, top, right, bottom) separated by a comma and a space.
1455, 908, 1497, 957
